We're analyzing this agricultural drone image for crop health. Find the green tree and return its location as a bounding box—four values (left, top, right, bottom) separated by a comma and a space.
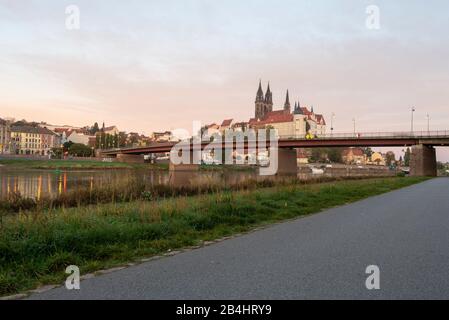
68, 143, 92, 157
327, 147, 343, 163
91, 122, 100, 135
362, 147, 374, 158
404, 147, 411, 166
385, 151, 396, 166
63, 141, 74, 152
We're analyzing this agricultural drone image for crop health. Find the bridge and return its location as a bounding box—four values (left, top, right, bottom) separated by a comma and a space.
101, 130, 449, 177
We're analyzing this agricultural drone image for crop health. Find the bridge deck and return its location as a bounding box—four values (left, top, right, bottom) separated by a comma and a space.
101, 131, 449, 156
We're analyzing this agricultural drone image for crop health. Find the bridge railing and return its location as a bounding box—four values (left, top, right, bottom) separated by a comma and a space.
278, 130, 449, 140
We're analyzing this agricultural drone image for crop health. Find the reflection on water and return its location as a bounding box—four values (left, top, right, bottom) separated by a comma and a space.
0, 168, 259, 200
0, 165, 394, 200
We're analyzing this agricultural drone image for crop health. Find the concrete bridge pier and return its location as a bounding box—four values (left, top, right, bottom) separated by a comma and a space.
116, 154, 145, 163
410, 144, 437, 177
169, 151, 201, 172
276, 148, 298, 175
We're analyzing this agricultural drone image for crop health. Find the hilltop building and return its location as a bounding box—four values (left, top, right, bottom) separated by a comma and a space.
249, 81, 326, 138
200, 81, 327, 140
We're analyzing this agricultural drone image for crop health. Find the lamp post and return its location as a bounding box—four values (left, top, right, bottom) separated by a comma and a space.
411, 107, 416, 135
352, 118, 356, 137
331, 112, 335, 137
426, 113, 430, 135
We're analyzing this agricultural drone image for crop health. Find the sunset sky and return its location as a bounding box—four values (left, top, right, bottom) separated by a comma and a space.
1, 0, 448, 160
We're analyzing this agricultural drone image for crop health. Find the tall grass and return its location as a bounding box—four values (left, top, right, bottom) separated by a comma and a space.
1, 175, 392, 214
0, 176, 429, 296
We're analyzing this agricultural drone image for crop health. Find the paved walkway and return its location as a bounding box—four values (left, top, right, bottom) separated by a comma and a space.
29, 178, 449, 299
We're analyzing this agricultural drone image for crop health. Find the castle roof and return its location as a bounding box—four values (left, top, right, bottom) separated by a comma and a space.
249, 110, 293, 126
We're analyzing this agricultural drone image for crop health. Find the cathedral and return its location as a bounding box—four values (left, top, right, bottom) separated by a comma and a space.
250, 81, 327, 138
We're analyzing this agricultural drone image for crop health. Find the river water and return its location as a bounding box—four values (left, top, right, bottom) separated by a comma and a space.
0, 165, 395, 200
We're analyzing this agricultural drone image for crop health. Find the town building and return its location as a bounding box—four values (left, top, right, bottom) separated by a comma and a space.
0, 118, 11, 154
67, 131, 96, 146
103, 125, 120, 136
220, 119, 234, 134
151, 131, 173, 142
342, 147, 366, 165
368, 152, 386, 166
10, 126, 60, 155
201, 124, 220, 139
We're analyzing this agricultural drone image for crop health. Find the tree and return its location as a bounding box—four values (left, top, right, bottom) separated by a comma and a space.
362, 147, 374, 157
119, 132, 127, 147
63, 141, 74, 152
68, 143, 92, 157
90, 122, 100, 135
385, 151, 396, 166
404, 147, 411, 166
327, 147, 343, 163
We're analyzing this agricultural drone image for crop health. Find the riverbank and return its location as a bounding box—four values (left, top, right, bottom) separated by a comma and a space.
0, 159, 167, 170
0, 176, 429, 296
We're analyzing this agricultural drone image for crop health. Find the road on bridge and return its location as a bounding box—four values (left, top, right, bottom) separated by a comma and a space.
29, 178, 449, 300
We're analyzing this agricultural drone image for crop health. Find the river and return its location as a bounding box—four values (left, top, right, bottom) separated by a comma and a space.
0, 165, 395, 200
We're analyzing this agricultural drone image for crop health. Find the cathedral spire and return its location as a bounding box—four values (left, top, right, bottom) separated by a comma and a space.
294, 101, 304, 115
255, 80, 264, 102
284, 90, 291, 112
265, 82, 273, 104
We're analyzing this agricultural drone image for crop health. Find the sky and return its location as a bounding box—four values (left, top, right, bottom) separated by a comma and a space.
1, 0, 448, 160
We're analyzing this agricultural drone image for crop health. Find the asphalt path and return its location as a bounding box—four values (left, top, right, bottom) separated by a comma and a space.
29, 178, 449, 299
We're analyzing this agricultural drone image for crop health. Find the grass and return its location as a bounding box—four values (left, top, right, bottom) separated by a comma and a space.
0, 159, 168, 170
0, 176, 429, 296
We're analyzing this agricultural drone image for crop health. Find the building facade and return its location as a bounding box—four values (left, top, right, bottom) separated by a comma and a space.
342, 147, 366, 165
11, 126, 60, 155
249, 82, 326, 138
0, 118, 11, 154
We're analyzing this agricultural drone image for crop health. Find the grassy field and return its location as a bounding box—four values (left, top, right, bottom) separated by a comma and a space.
0, 176, 428, 296
0, 159, 168, 170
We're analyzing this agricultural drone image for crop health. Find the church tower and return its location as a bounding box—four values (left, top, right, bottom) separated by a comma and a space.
264, 83, 273, 116
255, 80, 265, 119
284, 90, 291, 113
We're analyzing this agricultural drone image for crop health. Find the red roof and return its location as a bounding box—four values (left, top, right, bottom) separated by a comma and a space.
342, 148, 364, 157
221, 119, 233, 127
249, 110, 293, 126
300, 107, 312, 115
316, 114, 326, 125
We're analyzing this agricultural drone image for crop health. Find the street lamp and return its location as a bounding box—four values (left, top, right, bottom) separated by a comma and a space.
352, 118, 356, 137
426, 113, 430, 135
411, 107, 416, 134
331, 112, 335, 137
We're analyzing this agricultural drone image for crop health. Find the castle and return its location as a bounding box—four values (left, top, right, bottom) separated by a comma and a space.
249, 81, 326, 138
201, 81, 326, 139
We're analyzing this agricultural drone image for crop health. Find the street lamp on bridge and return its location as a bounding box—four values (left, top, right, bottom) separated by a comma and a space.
352, 118, 356, 137
331, 112, 335, 137
411, 107, 416, 135
426, 113, 430, 135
